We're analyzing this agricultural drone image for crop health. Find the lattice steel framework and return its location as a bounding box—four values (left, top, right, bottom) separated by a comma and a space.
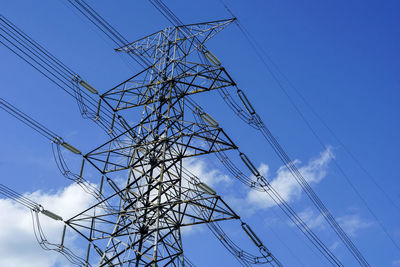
0, 11, 282, 265
65, 19, 256, 266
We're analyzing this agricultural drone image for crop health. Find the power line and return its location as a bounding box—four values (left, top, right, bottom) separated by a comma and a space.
0, 15, 128, 135
0, 97, 59, 142
218, 0, 400, 253
147, 0, 370, 265
67, 0, 151, 68
0, 184, 40, 210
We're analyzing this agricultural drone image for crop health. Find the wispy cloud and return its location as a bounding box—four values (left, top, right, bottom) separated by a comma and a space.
295, 208, 326, 230
336, 213, 373, 237
183, 157, 232, 188
246, 147, 334, 211
288, 208, 372, 238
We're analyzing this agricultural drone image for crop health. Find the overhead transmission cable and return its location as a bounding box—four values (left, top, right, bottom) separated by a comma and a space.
61, 1, 341, 266
192, 110, 342, 266
0, 97, 109, 201
0, 15, 76, 77
218, 0, 400, 253
0, 15, 127, 135
147, 0, 345, 263
220, 0, 400, 216
0, 97, 59, 142
166, 4, 369, 266
66, 0, 151, 69
66, 0, 342, 264
146, 1, 371, 266
0, 184, 40, 211
182, 166, 282, 266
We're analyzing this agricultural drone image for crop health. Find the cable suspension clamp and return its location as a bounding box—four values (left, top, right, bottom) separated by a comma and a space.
53, 136, 64, 145
257, 176, 271, 190
259, 246, 272, 258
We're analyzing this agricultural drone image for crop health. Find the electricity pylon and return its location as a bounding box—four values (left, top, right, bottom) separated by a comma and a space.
0, 11, 281, 265
65, 19, 271, 266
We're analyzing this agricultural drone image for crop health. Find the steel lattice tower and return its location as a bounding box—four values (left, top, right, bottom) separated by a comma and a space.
0, 2, 373, 266
0, 10, 281, 265
64, 19, 261, 266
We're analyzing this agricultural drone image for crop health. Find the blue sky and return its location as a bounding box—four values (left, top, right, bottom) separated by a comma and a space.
0, 0, 399, 266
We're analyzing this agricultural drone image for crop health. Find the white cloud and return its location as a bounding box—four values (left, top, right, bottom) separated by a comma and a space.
179, 150, 333, 235
177, 158, 233, 235
0, 183, 95, 267
286, 208, 372, 249
295, 208, 326, 230
246, 147, 334, 210
181, 220, 205, 236
0, 149, 340, 266
183, 157, 232, 188
336, 213, 373, 237
286, 207, 372, 238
